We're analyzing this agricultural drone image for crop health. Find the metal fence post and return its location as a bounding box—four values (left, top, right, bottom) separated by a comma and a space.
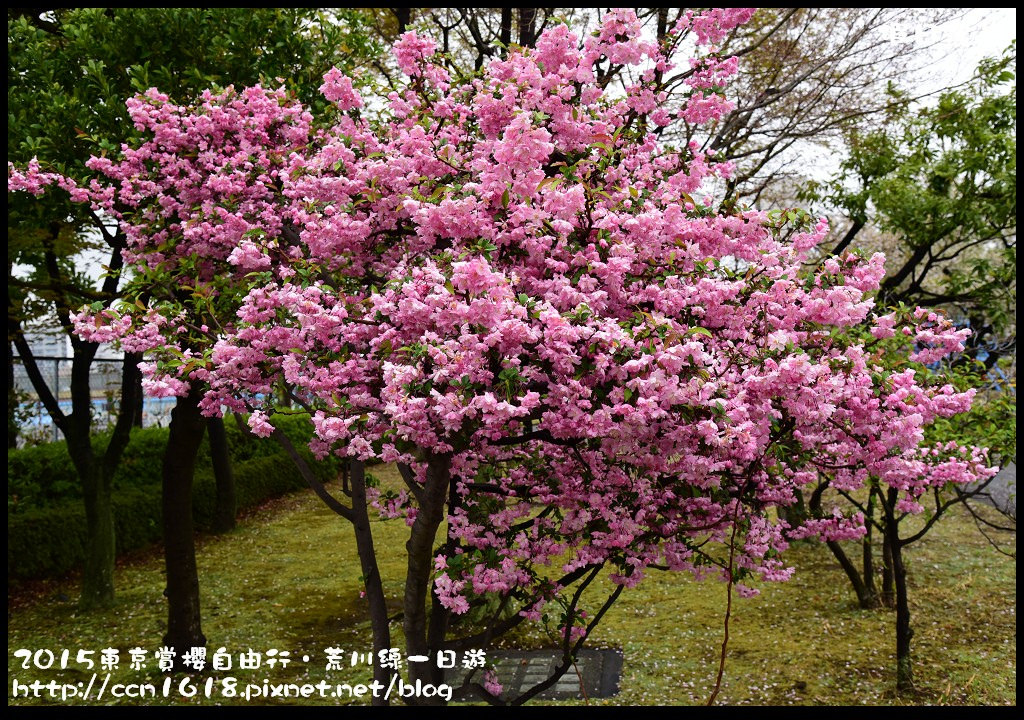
53, 358, 60, 442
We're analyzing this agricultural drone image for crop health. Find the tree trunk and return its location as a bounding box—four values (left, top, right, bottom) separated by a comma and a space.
68, 343, 109, 610
883, 489, 913, 693
879, 243, 930, 304
80, 352, 143, 610
79, 453, 115, 609
162, 387, 208, 659
426, 462, 460, 686
350, 459, 393, 706
777, 488, 808, 526
517, 8, 537, 48
881, 526, 895, 608
824, 539, 876, 609
403, 453, 451, 704
393, 7, 410, 35
831, 218, 865, 257
208, 416, 236, 533
132, 375, 144, 427
861, 487, 878, 606
499, 7, 512, 50
653, 7, 670, 89
891, 535, 914, 692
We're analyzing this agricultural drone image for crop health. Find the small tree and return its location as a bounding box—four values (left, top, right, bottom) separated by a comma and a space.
791, 305, 1009, 691
12, 8, 995, 704
791, 48, 1016, 692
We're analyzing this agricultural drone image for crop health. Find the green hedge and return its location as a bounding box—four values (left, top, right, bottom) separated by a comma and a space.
8, 448, 339, 580
8, 414, 316, 511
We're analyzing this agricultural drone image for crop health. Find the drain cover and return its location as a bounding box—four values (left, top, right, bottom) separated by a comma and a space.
447, 648, 622, 702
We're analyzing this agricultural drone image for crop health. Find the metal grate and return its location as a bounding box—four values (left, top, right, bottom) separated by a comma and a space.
448, 648, 622, 702
10, 355, 176, 445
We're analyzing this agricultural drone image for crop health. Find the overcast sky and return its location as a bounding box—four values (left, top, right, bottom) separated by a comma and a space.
917, 7, 1016, 94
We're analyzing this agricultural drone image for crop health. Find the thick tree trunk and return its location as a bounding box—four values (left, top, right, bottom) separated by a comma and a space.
79, 452, 115, 609
132, 375, 144, 427
499, 7, 512, 50
350, 460, 393, 706
862, 529, 875, 601
67, 344, 123, 610
393, 7, 410, 35
777, 488, 808, 526
63, 344, 109, 609
208, 416, 236, 533
517, 8, 537, 48
80, 352, 143, 610
426, 465, 460, 686
403, 453, 451, 703
68, 447, 115, 611
162, 388, 208, 659
426, 584, 451, 687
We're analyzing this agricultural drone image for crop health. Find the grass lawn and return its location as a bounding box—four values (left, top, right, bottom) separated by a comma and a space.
7, 464, 1016, 706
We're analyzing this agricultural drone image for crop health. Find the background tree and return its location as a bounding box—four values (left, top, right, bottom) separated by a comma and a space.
358, 8, 966, 208
695, 8, 967, 207
806, 47, 1016, 369
7, 7, 379, 609
797, 315, 1014, 692
766, 42, 1017, 697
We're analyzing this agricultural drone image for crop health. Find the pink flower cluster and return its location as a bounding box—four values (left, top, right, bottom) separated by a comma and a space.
9, 8, 995, 624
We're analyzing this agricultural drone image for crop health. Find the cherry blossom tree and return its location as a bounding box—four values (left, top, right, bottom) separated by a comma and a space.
10, 82, 319, 657
10, 8, 995, 704
790, 303, 1000, 691
7, 8, 383, 611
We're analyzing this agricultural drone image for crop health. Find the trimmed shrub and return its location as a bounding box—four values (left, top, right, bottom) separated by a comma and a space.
7, 413, 320, 512
7, 439, 82, 510
8, 426, 210, 511
8, 448, 339, 580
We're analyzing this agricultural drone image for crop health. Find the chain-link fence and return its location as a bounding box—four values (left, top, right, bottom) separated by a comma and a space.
10, 355, 176, 447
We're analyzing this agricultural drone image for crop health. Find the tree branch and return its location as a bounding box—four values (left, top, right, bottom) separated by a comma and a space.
271, 426, 353, 521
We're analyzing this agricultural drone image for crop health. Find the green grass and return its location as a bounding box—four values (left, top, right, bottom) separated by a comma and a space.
7, 465, 1016, 706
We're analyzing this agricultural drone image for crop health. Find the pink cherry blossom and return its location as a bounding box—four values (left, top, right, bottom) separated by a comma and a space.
8, 6, 995, 634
